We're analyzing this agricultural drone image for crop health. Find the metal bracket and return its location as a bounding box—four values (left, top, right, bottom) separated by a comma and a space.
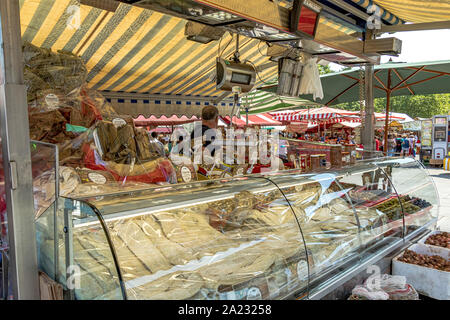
9, 161, 18, 190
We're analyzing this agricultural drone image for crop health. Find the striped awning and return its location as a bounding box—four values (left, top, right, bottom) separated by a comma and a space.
220, 113, 282, 127
373, 0, 450, 23
220, 116, 248, 127
374, 112, 406, 120
241, 90, 322, 114
272, 107, 359, 121
19, 0, 279, 102
246, 114, 283, 126
351, 0, 450, 24
309, 117, 361, 125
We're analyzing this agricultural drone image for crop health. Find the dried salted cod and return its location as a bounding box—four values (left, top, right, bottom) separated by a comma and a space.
115, 220, 171, 273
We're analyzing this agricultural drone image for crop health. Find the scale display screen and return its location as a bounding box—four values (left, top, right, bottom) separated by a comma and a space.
231, 72, 252, 85
434, 127, 447, 142
434, 117, 447, 125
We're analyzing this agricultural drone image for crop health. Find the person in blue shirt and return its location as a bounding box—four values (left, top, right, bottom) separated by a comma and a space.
400, 134, 410, 157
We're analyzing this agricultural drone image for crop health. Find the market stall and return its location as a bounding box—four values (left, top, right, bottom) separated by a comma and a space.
35, 157, 439, 300
0, 0, 446, 301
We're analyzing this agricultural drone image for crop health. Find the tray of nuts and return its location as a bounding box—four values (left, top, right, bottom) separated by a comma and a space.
397, 249, 450, 272
393, 243, 450, 299
419, 231, 450, 251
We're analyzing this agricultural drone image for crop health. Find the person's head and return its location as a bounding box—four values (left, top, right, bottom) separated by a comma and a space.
201, 106, 219, 129
151, 131, 157, 139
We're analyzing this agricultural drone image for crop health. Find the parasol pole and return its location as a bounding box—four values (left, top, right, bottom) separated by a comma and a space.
384, 69, 392, 156
245, 107, 249, 127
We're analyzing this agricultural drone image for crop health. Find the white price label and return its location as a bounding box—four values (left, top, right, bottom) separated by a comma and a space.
88, 172, 107, 185
112, 118, 127, 128
180, 166, 192, 183
45, 94, 60, 109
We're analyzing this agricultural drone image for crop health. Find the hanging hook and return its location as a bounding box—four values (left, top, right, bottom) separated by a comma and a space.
233, 34, 240, 63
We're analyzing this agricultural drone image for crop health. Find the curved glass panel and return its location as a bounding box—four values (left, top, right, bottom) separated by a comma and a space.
372, 158, 439, 235
265, 171, 361, 283
76, 176, 308, 300
36, 197, 124, 300
263, 162, 409, 297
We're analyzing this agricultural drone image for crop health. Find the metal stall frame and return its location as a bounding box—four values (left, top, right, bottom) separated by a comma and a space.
0, 0, 40, 299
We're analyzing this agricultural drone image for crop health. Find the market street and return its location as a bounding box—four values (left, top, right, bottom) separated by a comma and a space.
427, 167, 450, 231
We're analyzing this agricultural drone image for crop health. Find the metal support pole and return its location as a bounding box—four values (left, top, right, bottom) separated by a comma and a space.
362, 64, 375, 157
384, 70, 392, 157
1, 249, 8, 299
245, 107, 249, 127
0, 0, 40, 299
64, 206, 75, 300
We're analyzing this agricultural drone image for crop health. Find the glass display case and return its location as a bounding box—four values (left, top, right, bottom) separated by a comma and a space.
35, 157, 439, 300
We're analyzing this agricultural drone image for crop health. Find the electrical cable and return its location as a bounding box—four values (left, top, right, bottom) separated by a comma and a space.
257, 41, 271, 57
219, 32, 234, 58
245, 59, 277, 86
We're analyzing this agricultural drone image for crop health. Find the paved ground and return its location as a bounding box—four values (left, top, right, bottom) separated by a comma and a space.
424, 167, 450, 231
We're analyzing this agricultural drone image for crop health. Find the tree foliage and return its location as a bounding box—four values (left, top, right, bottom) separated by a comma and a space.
315, 64, 450, 118
318, 64, 332, 75
334, 94, 450, 118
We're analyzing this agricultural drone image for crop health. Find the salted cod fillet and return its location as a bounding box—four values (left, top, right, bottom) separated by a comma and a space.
114, 220, 171, 273
128, 272, 203, 300
136, 216, 194, 266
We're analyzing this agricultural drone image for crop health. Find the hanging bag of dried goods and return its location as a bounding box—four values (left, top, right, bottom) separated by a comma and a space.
29, 109, 76, 144
115, 124, 137, 162
134, 128, 154, 161
79, 87, 103, 127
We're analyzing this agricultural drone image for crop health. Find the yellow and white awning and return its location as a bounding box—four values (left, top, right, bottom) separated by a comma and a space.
351, 0, 450, 24
374, 0, 450, 23
20, 0, 279, 99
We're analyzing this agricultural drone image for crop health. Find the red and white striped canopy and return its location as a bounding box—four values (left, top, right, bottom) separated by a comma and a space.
272, 108, 407, 123
220, 113, 282, 127
220, 116, 248, 127
374, 112, 406, 120
309, 117, 361, 125
271, 107, 359, 121
246, 113, 282, 126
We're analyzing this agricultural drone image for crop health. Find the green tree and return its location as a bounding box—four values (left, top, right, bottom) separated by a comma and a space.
318, 64, 333, 75
334, 93, 450, 118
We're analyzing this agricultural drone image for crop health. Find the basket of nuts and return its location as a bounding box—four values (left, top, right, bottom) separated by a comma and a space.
393, 243, 450, 300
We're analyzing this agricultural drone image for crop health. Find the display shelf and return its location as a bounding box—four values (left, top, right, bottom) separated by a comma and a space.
35, 157, 439, 300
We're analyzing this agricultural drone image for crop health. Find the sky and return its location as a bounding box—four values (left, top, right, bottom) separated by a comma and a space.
329, 29, 450, 71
